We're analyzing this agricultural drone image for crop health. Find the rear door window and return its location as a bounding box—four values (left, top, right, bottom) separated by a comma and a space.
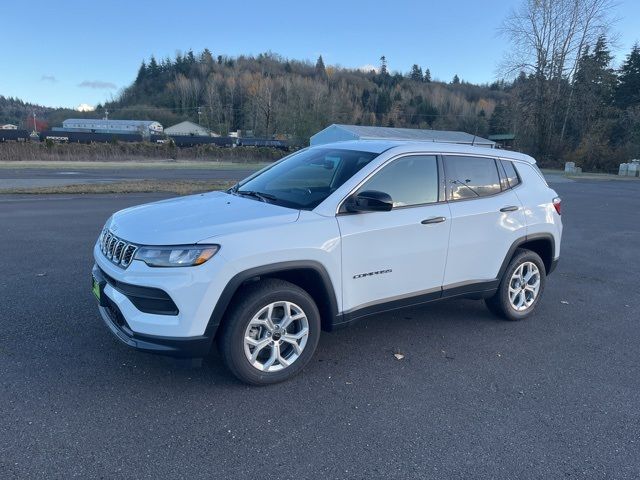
444, 156, 501, 200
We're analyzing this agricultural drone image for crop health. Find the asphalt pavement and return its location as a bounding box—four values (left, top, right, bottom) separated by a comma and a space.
1, 179, 639, 479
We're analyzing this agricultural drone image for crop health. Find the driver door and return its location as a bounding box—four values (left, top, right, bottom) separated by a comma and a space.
337, 155, 451, 317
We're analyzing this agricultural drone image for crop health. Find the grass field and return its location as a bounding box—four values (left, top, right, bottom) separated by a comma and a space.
0, 179, 235, 195
0, 160, 271, 170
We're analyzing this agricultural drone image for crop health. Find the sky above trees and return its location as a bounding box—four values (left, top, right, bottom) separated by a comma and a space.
2, 0, 639, 108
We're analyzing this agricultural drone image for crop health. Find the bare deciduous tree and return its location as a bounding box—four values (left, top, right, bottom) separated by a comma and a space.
500, 0, 616, 154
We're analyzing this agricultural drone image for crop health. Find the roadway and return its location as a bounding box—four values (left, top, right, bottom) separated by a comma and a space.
1, 178, 639, 478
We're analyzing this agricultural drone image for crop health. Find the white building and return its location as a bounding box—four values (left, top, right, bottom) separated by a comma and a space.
1, 124, 18, 130
165, 121, 214, 137
310, 124, 495, 148
57, 119, 163, 135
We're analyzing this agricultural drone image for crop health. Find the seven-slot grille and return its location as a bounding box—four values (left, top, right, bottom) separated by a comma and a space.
100, 229, 138, 268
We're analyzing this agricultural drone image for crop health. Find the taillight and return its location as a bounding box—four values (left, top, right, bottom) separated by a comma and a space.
553, 197, 561, 215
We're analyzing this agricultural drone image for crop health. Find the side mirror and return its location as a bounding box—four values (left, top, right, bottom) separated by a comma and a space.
346, 190, 393, 213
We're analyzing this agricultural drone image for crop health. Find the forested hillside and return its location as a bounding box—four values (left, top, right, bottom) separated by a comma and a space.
0, 96, 53, 130
104, 51, 505, 145
4, 0, 640, 171
105, 40, 639, 170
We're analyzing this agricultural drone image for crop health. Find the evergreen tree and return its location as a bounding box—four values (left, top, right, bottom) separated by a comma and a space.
135, 61, 147, 84
376, 89, 392, 115
489, 103, 511, 134
409, 64, 423, 82
569, 36, 619, 169
200, 48, 214, 66
616, 43, 640, 109
315, 55, 327, 77
415, 97, 438, 126
572, 36, 616, 128
161, 57, 172, 72
424, 68, 431, 83
361, 89, 371, 108
174, 53, 186, 74
451, 74, 460, 85
148, 56, 159, 78
379, 56, 388, 75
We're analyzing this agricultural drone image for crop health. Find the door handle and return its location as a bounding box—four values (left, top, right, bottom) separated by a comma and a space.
421, 216, 447, 225
500, 205, 519, 212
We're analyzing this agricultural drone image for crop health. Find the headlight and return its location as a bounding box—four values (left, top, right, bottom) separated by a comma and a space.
135, 245, 219, 267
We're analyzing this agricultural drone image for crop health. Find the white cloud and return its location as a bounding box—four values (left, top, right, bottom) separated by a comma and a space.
76, 103, 95, 112
41, 75, 57, 83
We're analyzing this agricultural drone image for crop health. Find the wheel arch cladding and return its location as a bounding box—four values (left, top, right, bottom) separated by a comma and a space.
207, 261, 340, 337
499, 233, 555, 278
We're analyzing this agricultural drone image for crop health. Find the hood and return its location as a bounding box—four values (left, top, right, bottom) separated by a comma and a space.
108, 191, 300, 245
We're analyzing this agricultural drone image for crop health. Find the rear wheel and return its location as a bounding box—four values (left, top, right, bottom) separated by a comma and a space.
485, 248, 546, 321
217, 279, 321, 385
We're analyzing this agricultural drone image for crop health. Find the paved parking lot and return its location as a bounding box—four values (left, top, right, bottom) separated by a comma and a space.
1, 179, 639, 479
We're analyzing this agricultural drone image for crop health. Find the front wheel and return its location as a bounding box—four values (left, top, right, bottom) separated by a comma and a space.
217, 279, 321, 385
485, 248, 546, 321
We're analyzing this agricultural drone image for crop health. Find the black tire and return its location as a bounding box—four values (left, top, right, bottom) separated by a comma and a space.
217, 278, 321, 385
485, 248, 547, 321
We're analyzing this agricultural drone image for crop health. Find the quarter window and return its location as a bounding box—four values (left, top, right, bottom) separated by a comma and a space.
445, 156, 501, 200
501, 160, 521, 188
358, 155, 438, 208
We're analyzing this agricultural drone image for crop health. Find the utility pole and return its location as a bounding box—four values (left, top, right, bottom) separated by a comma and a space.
32, 112, 37, 133
104, 109, 109, 121
197, 107, 202, 125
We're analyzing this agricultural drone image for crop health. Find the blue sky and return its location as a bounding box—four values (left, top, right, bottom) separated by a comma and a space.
2, 0, 639, 109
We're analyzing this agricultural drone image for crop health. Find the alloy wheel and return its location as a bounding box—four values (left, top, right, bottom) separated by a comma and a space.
508, 261, 541, 311
243, 301, 309, 372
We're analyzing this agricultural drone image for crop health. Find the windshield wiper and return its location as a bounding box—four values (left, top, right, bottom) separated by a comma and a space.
234, 189, 278, 203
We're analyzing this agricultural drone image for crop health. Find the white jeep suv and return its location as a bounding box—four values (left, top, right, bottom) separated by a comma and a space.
92, 140, 562, 385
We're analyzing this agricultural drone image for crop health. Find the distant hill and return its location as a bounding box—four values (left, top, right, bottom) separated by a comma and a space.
5, 44, 639, 170
0, 96, 55, 129
2, 52, 509, 144
101, 51, 508, 143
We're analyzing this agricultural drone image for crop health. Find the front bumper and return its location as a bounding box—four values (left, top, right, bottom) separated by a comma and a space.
93, 265, 214, 357
98, 303, 213, 358
93, 240, 234, 338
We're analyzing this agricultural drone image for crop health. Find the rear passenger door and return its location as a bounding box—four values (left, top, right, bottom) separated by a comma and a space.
442, 155, 526, 290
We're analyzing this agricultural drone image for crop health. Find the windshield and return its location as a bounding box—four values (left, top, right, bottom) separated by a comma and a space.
232, 148, 379, 210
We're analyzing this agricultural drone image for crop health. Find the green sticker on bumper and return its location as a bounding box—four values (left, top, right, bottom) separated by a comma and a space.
92, 278, 101, 301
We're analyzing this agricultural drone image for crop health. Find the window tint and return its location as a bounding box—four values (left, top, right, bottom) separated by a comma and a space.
358, 155, 438, 208
445, 156, 501, 200
501, 160, 521, 188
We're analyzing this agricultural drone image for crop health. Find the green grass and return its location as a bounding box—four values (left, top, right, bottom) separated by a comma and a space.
0, 160, 270, 170
0, 179, 236, 195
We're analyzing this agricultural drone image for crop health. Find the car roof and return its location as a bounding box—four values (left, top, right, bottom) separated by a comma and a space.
312, 140, 536, 164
